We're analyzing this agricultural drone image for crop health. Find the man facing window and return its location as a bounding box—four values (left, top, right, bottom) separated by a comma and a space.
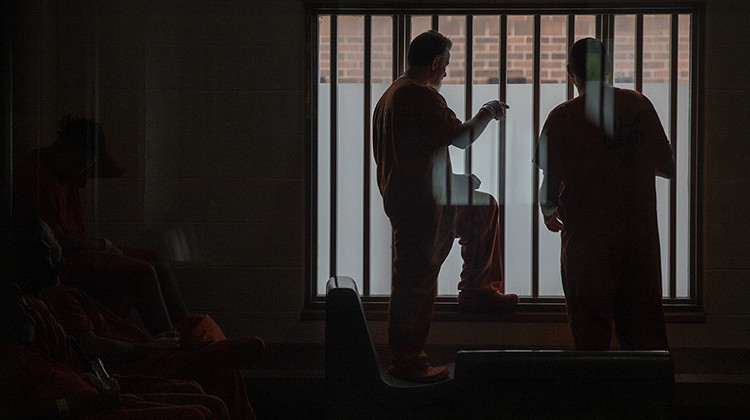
535, 38, 675, 350
372, 30, 518, 382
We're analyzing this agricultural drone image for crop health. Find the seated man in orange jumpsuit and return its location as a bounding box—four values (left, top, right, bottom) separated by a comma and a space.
11, 217, 263, 420
534, 38, 675, 350
372, 30, 519, 382
13, 116, 188, 335
0, 282, 230, 420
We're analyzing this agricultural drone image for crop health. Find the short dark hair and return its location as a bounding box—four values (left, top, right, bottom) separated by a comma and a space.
569, 37, 610, 83
57, 115, 106, 158
407, 30, 452, 67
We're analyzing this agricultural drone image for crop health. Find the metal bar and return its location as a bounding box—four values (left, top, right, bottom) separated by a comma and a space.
397, 15, 407, 77
690, 10, 703, 303
363, 15, 372, 296
466, 15, 474, 206
567, 14, 575, 100
595, 14, 602, 39
669, 13, 678, 299
432, 14, 439, 31
532, 14, 541, 298
635, 14, 643, 92
498, 14, 507, 280
308, 11, 320, 300
329, 15, 338, 277
603, 15, 614, 85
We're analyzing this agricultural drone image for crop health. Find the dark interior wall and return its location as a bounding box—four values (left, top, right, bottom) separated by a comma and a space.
6, 0, 750, 353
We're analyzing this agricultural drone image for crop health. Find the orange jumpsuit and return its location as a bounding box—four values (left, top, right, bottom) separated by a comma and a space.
534, 86, 674, 350
21, 295, 229, 413
0, 344, 224, 420
42, 285, 257, 420
373, 77, 505, 361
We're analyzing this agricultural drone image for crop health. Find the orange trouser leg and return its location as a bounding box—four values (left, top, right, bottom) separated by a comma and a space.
388, 207, 454, 362
61, 248, 173, 334
561, 235, 668, 351
454, 192, 504, 292
613, 241, 669, 350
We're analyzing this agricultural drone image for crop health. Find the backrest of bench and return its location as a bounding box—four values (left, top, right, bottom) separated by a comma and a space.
325, 276, 382, 386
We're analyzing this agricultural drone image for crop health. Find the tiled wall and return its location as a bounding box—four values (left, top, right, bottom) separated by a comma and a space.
9, 0, 750, 349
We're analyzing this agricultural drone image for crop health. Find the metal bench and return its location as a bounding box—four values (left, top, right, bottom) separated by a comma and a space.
325, 275, 675, 419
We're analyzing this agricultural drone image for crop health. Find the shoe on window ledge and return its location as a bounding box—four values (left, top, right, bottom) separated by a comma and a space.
457, 289, 519, 312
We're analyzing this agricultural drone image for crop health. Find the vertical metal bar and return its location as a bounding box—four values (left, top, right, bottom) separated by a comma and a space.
309, 11, 320, 299
635, 14, 644, 93
432, 14, 439, 31
595, 14, 602, 39
392, 15, 399, 80
395, 15, 407, 78
532, 14, 541, 298
406, 14, 413, 48
363, 15, 372, 296
690, 10, 703, 303
465, 15, 474, 206
329, 16, 338, 278
667, 13, 681, 299
498, 14, 507, 280
567, 14, 575, 100
602, 15, 614, 85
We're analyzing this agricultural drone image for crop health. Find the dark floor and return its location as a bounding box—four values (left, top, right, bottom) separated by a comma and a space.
244, 346, 750, 420
245, 376, 750, 420
246, 377, 325, 420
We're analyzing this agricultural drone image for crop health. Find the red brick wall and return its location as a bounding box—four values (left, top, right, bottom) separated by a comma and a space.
318, 14, 691, 85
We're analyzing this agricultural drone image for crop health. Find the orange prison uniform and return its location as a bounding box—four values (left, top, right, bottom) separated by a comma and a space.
534, 86, 673, 350
24, 295, 218, 396
0, 345, 223, 420
43, 285, 256, 420
373, 77, 505, 361
13, 150, 172, 320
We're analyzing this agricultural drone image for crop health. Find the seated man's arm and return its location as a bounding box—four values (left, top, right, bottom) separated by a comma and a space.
75, 330, 180, 363
54, 228, 123, 255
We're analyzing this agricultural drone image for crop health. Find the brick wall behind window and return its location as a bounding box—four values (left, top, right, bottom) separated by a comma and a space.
319, 15, 690, 84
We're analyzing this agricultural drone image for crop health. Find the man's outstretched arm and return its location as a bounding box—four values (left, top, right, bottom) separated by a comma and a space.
451, 100, 508, 149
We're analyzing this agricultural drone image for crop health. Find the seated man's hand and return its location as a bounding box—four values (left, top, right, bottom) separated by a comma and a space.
80, 373, 121, 396
542, 206, 564, 232
150, 336, 181, 351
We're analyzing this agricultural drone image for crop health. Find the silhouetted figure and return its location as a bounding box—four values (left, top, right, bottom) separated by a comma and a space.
13, 116, 188, 335
534, 38, 675, 350
0, 280, 231, 420
372, 30, 519, 382
9, 217, 263, 420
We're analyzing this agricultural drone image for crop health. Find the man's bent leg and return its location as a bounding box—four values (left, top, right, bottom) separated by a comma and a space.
61, 249, 173, 335
454, 192, 518, 310
123, 246, 190, 324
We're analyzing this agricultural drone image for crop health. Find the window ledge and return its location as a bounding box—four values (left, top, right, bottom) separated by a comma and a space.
301, 301, 705, 323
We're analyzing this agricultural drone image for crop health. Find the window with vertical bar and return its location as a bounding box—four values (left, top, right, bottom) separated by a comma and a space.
308, 5, 702, 315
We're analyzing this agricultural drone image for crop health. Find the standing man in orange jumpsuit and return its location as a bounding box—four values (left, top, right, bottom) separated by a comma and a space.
373, 30, 518, 382
535, 38, 675, 350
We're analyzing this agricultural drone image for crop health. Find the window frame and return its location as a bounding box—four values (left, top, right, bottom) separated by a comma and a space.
304, 3, 705, 321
